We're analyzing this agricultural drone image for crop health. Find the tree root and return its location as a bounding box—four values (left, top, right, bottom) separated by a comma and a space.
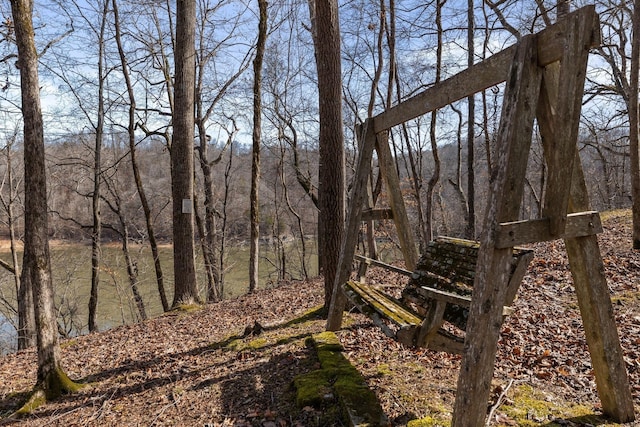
9, 368, 84, 418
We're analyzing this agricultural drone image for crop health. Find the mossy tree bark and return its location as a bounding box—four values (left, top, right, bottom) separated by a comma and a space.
10, 0, 79, 400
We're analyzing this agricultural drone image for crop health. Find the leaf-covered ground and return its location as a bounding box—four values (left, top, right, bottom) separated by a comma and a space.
0, 210, 638, 426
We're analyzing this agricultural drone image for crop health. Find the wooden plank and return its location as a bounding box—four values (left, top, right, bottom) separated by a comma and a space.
373, 6, 599, 133
452, 35, 542, 427
564, 237, 635, 422
354, 255, 413, 276
536, 5, 600, 66
343, 280, 421, 327
426, 331, 464, 354
361, 208, 393, 221
539, 52, 635, 423
375, 132, 418, 270
416, 300, 446, 347
326, 120, 377, 330
541, 7, 596, 235
496, 211, 602, 248
343, 284, 406, 341
504, 250, 534, 306
374, 46, 514, 132
415, 286, 472, 306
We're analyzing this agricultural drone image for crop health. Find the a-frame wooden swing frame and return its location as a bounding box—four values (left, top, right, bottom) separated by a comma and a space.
326, 6, 635, 426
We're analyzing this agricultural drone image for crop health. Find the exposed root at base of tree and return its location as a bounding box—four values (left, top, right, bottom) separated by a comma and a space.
10, 369, 84, 419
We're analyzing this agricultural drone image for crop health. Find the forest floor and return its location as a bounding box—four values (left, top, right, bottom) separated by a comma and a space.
0, 210, 639, 426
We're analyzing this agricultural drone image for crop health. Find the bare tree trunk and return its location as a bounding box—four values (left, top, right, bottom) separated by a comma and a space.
466, 0, 476, 238
194, 191, 220, 302
449, 105, 470, 227
424, 0, 445, 241
17, 270, 35, 350
88, 0, 109, 333
102, 176, 148, 322
121, 222, 147, 321
630, 0, 640, 248
112, 0, 169, 312
194, 129, 222, 302
313, 0, 345, 311
0, 136, 34, 349
280, 142, 310, 280
171, 0, 199, 306
11, 0, 79, 403
250, 0, 268, 292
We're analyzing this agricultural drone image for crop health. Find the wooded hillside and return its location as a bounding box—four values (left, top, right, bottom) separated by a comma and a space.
0, 209, 637, 426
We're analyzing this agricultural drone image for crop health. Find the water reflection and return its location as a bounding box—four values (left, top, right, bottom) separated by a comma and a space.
0, 313, 16, 355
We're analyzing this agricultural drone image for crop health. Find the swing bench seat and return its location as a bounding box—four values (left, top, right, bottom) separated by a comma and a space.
342, 236, 534, 354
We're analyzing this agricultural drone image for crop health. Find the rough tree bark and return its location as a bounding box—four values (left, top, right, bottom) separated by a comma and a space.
10, 0, 80, 407
466, 0, 476, 238
171, 0, 199, 306
313, 0, 345, 311
630, 0, 640, 248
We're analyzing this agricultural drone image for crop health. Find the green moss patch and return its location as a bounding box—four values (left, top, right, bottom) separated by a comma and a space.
293, 369, 334, 408
13, 389, 46, 417
407, 415, 450, 427
295, 332, 388, 426
171, 303, 202, 313
498, 384, 615, 426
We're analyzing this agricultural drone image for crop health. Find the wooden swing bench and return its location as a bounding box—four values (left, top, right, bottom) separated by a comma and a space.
343, 237, 533, 354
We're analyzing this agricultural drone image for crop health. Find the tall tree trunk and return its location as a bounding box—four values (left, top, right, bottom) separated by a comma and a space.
171, 0, 199, 306
313, 0, 345, 310
88, 0, 108, 333
424, 0, 445, 241
466, 0, 476, 238
112, 0, 169, 312
630, 0, 640, 249
250, 0, 268, 292
11, 0, 79, 402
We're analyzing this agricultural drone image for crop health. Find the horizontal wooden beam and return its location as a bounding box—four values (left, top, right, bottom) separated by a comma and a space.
361, 208, 394, 221
354, 254, 413, 276
374, 46, 513, 132
496, 211, 602, 248
373, 5, 599, 133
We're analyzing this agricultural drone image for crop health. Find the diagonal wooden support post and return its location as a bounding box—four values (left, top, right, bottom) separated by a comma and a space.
375, 132, 418, 271
540, 7, 595, 236
538, 51, 635, 425
452, 35, 542, 427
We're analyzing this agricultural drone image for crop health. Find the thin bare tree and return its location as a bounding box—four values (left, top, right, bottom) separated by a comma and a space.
249, 0, 268, 292
0, 131, 33, 349
112, 0, 170, 311
88, 0, 109, 333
